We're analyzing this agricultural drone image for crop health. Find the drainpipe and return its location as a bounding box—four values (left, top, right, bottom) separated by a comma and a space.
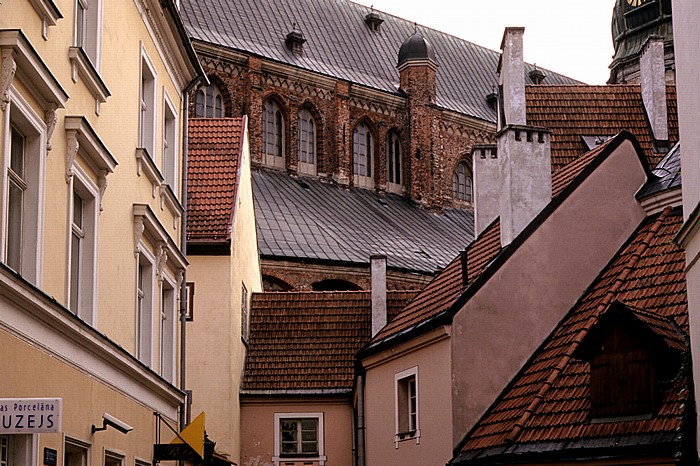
356, 373, 366, 466
179, 75, 203, 430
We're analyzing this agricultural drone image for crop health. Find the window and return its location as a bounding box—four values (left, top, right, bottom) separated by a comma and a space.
262, 99, 285, 169
64, 437, 89, 466
194, 85, 224, 118
452, 162, 472, 203
74, 0, 101, 67
104, 450, 123, 466
162, 93, 178, 188
273, 413, 325, 464
353, 122, 373, 188
0, 435, 7, 466
241, 283, 249, 343
136, 254, 154, 366
387, 131, 402, 193
139, 51, 157, 158
297, 109, 316, 175
69, 179, 97, 320
0, 435, 33, 465
3, 90, 47, 285
395, 367, 420, 445
160, 277, 177, 382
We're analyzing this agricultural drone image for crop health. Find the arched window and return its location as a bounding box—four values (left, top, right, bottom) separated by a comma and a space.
353, 122, 373, 188
262, 99, 285, 169
298, 109, 316, 175
194, 84, 224, 118
387, 131, 402, 193
452, 162, 472, 203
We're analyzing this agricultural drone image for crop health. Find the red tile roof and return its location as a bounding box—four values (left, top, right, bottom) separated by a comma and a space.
526, 84, 678, 172
364, 136, 626, 353
243, 290, 417, 392
453, 207, 688, 463
187, 117, 245, 242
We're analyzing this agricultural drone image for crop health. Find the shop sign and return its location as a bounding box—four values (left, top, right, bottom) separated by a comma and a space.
0, 398, 62, 433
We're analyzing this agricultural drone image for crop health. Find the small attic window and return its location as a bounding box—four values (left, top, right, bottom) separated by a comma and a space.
285, 23, 306, 54
365, 9, 384, 32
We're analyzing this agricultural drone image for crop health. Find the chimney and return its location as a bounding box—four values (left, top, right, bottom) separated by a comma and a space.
497, 27, 552, 247
640, 36, 669, 149
472, 144, 499, 237
497, 27, 526, 130
370, 254, 387, 337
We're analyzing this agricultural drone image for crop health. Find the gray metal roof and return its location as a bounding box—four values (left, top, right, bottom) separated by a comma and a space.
181, 0, 580, 122
252, 169, 474, 273
637, 141, 681, 199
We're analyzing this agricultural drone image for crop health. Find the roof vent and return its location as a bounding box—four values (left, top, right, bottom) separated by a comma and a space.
365, 7, 384, 32
486, 89, 498, 110
285, 23, 306, 54
528, 65, 546, 84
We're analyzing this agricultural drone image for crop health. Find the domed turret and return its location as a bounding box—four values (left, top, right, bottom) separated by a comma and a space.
397, 32, 437, 71
609, 0, 673, 83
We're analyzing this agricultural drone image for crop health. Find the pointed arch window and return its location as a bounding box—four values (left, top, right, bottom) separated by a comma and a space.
262, 99, 285, 169
298, 109, 316, 175
387, 131, 402, 193
194, 84, 224, 118
353, 122, 373, 188
452, 162, 472, 203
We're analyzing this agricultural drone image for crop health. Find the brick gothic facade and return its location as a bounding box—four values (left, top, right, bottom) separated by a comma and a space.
191, 41, 494, 290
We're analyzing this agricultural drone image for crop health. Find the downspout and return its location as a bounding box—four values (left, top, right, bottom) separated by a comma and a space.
179, 75, 202, 430
356, 373, 366, 466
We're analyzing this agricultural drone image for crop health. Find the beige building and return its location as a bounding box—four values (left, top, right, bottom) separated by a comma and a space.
0, 0, 203, 464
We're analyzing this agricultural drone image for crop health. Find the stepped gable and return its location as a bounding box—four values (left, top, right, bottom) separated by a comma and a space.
187, 117, 244, 243
243, 290, 417, 392
252, 168, 474, 274
181, 0, 579, 123
526, 84, 678, 171
452, 207, 688, 464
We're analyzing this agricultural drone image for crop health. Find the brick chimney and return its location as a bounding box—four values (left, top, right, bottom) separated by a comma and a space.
472, 144, 499, 237
497, 28, 552, 247
370, 254, 388, 337
640, 36, 669, 149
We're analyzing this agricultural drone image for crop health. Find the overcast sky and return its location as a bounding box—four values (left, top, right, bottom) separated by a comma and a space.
353, 0, 616, 84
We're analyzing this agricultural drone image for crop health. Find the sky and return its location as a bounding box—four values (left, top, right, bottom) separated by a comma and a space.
353, 0, 616, 85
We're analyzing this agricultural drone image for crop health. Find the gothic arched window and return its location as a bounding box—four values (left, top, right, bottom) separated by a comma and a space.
298, 109, 316, 175
262, 99, 285, 169
353, 122, 373, 188
194, 84, 224, 118
452, 162, 472, 203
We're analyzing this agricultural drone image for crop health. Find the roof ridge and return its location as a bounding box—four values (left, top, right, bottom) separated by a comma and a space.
503, 207, 672, 444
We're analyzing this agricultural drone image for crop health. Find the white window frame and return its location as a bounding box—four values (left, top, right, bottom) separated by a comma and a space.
67, 165, 99, 323
0, 434, 36, 465
194, 84, 224, 118
386, 130, 402, 194
73, 0, 101, 69
159, 272, 177, 383
353, 122, 374, 189
136, 247, 155, 367
273, 412, 326, 466
1, 87, 46, 286
262, 99, 285, 169
452, 161, 473, 203
139, 46, 157, 159
161, 91, 178, 190
64, 436, 90, 466
394, 366, 420, 447
104, 448, 124, 466
297, 109, 316, 176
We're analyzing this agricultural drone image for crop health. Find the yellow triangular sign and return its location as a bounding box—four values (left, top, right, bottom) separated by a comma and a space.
170, 412, 205, 459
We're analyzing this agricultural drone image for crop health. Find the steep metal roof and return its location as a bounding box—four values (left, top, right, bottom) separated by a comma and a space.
180, 0, 580, 122
252, 168, 474, 274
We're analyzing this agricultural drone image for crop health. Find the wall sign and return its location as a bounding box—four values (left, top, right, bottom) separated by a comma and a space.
43, 447, 57, 465
0, 398, 62, 433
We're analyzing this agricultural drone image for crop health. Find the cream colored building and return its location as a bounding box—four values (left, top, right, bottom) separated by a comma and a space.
0, 0, 202, 464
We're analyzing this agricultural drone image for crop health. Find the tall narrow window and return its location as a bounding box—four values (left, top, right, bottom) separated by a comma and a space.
136, 258, 153, 366
353, 122, 373, 188
262, 100, 285, 168
241, 283, 249, 343
139, 53, 157, 157
194, 85, 225, 118
74, 0, 100, 66
70, 191, 84, 313
68, 177, 97, 323
7, 127, 26, 273
160, 279, 176, 382
297, 109, 316, 175
387, 131, 402, 193
162, 96, 177, 188
395, 367, 420, 444
452, 162, 472, 203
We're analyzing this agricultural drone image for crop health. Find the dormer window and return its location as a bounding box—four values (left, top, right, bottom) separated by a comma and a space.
285, 24, 306, 54
365, 11, 384, 32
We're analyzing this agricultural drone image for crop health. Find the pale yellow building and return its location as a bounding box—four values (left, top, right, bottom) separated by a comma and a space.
0, 0, 203, 464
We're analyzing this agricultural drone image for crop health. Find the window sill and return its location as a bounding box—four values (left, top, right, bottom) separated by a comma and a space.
68, 46, 110, 113
135, 148, 164, 198
394, 429, 421, 448
273, 454, 327, 466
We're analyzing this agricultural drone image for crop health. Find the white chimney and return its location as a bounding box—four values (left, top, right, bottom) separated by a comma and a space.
472, 144, 499, 237
640, 36, 669, 145
498, 27, 526, 129
497, 27, 552, 247
370, 254, 387, 337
